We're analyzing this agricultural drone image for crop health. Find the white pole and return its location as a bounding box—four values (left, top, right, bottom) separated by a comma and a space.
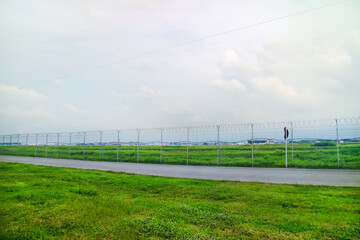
291, 122, 294, 167
160, 129, 163, 163
117, 130, 120, 162
45, 134, 48, 158
83, 132, 86, 160
187, 128, 190, 165
285, 137, 288, 168
35, 134, 38, 157
137, 129, 140, 163
17, 134, 20, 155
25, 134, 28, 154
217, 125, 221, 166
251, 124, 254, 167
1, 135, 4, 154
57, 133, 60, 159
10, 135, 12, 155
336, 119, 340, 168
69, 133, 72, 159
99, 131, 103, 160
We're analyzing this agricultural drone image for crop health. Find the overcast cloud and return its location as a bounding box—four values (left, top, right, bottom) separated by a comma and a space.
0, 0, 359, 134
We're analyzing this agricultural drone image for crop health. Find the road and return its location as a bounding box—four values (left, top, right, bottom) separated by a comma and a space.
1, 155, 359, 186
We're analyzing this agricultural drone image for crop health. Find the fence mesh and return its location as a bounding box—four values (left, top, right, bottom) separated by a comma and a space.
1, 117, 359, 169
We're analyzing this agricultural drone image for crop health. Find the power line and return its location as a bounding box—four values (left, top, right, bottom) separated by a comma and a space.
20, 0, 349, 89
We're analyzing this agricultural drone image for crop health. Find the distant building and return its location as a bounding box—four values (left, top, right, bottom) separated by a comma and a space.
246, 139, 274, 144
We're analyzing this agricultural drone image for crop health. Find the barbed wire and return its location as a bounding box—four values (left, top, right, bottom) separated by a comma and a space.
1, 117, 359, 137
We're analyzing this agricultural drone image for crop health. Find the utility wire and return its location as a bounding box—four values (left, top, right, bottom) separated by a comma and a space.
20, 0, 349, 89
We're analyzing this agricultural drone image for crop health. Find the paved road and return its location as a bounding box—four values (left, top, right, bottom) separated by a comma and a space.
1, 155, 359, 186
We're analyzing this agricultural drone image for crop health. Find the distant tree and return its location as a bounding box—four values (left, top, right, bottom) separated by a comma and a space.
314, 142, 336, 147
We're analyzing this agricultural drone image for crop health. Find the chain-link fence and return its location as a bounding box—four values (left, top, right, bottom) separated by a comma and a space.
1, 117, 359, 169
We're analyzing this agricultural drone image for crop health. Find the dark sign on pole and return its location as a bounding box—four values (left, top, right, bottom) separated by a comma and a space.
284, 127, 289, 140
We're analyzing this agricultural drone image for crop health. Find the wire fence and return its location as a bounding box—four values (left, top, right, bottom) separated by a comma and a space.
1, 117, 359, 169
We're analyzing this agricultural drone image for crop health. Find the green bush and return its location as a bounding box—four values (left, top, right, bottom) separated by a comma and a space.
314, 142, 336, 147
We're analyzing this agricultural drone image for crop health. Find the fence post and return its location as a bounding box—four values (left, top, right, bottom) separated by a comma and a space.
10, 135, 12, 155
251, 124, 254, 167
99, 131, 103, 161
117, 130, 120, 162
35, 134, 38, 157
17, 134, 20, 155
217, 125, 221, 166
137, 129, 140, 163
336, 119, 340, 168
83, 132, 86, 160
285, 127, 288, 168
290, 122, 294, 167
69, 133, 72, 159
186, 127, 190, 165
160, 129, 163, 163
45, 134, 48, 158
56, 133, 60, 159
25, 134, 28, 154
1, 135, 3, 154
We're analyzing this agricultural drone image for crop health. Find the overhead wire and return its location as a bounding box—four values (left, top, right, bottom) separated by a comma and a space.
19, 0, 349, 89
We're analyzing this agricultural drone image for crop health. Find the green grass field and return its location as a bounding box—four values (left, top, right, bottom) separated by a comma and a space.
1, 162, 359, 239
1, 142, 359, 169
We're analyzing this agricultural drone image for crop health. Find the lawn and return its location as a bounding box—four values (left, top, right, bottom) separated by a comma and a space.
1, 162, 359, 239
1, 142, 359, 169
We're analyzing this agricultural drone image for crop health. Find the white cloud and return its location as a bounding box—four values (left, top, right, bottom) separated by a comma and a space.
212, 79, 247, 92
346, 31, 360, 52
63, 103, 79, 113
53, 79, 64, 86
1, 1, 359, 133
220, 49, 260, 74
111, 91, 123, 98
0, 84, 47, 102
88, 10, 117, 20
0, 106, 58, 134
138, 86, 163, 98
122, 106, 130, 111
162, 102, 194, 115
0, 106, 56, 120
222, 50, 238, 65
251, 77, 297, 98
110, 87, 163, 99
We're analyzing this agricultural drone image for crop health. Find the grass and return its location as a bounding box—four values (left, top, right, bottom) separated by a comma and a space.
1, 162, 359, 239
1, 142, 359, 169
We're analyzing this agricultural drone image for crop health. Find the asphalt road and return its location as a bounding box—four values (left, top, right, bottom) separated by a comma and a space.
1, 155, 359, 186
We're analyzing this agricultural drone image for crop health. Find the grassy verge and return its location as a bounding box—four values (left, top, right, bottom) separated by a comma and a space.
1, 142, 360, 169
1, 162, 359, 239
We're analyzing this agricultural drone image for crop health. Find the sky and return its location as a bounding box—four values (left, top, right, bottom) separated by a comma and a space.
0, 0, 359, 135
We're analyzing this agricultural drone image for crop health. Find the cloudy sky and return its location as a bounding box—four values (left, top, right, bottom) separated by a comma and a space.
0, 0, 359, 134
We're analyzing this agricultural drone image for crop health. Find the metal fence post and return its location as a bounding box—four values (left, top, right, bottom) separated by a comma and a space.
83, 132, 86, 160
336, 119, 340, 168
25, 134, 28, 154
69, 133, 72, 159
291, 122, 294, 167
117, 130, 120, 162
251, 124, 254, 167
2, 135, 5, 154
99, 131, 103, 160
35, 134, 38, 157
217, 125, 221, 166
137, 129, 140, 163
17, 134, 20, 155
160, 129, 163, 163
10, 135, 12, 155
45, 134, 48, 158
285, 127, 288, 168
186, 127, 190, 165
57, 133, 60, 159
1, 135, 3, 154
